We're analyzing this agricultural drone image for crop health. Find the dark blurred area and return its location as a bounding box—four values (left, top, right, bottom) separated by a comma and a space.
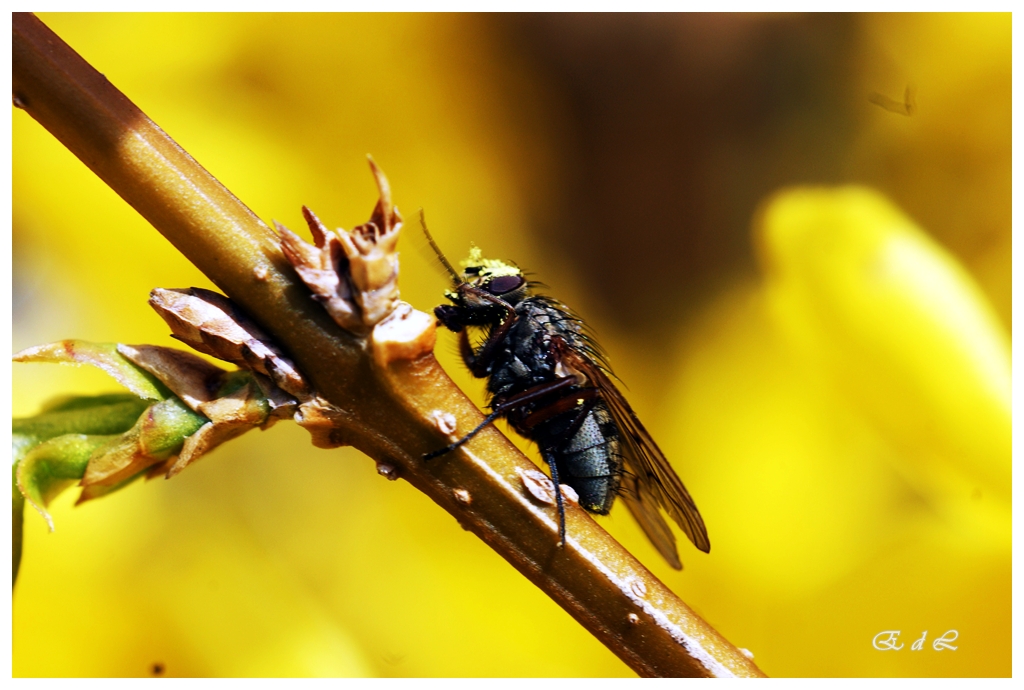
491, 14, 859, 339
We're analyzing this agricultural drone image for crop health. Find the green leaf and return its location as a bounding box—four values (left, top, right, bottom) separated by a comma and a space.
80, 397, 207, 488
16, 434, 114, 531
11, 343, 264, 586
39, 391, 147, 413
138, 397, 209, 457
12, 394, 162, 584
13, 394, 151, 464
12, 340, 169, 400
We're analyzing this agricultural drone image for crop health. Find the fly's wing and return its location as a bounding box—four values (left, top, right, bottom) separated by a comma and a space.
619, 472, 683, 569
563, 347, 711, 561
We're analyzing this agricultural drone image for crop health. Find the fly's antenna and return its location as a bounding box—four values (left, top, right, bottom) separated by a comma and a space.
419, 209, 461, 284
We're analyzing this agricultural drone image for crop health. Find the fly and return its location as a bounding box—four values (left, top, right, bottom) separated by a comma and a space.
420, 214, 710, 569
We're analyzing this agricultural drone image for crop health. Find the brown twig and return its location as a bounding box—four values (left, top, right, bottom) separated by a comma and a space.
12, 12, 765, 678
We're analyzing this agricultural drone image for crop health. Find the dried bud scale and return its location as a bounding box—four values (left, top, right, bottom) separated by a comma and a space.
148, 287, 309, 399
278, 158, 403, 335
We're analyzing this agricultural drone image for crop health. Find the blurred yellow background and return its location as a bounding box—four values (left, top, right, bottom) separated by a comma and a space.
12, 13, 1010, 677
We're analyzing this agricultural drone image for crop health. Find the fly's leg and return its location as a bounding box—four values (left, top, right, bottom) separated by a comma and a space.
423, 376, 579, 460
423, 407, 504, 461
524, 391, 602, 549
457, 286, 518, 377
540, 444, 567, 547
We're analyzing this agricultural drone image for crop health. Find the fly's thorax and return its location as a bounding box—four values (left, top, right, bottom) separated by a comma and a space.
486, 333, 553, 398
483, 301, 562, 397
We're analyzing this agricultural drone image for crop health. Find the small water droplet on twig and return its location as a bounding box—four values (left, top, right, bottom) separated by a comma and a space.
376, 461, 399, 481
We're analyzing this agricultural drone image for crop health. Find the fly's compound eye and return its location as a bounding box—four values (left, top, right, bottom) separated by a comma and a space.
487, 275, 525, 295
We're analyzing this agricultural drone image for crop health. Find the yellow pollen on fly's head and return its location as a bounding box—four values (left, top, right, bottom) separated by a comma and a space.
461, 245, 520, 278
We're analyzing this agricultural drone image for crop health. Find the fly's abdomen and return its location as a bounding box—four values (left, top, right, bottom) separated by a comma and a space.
540, 401, 622, 515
